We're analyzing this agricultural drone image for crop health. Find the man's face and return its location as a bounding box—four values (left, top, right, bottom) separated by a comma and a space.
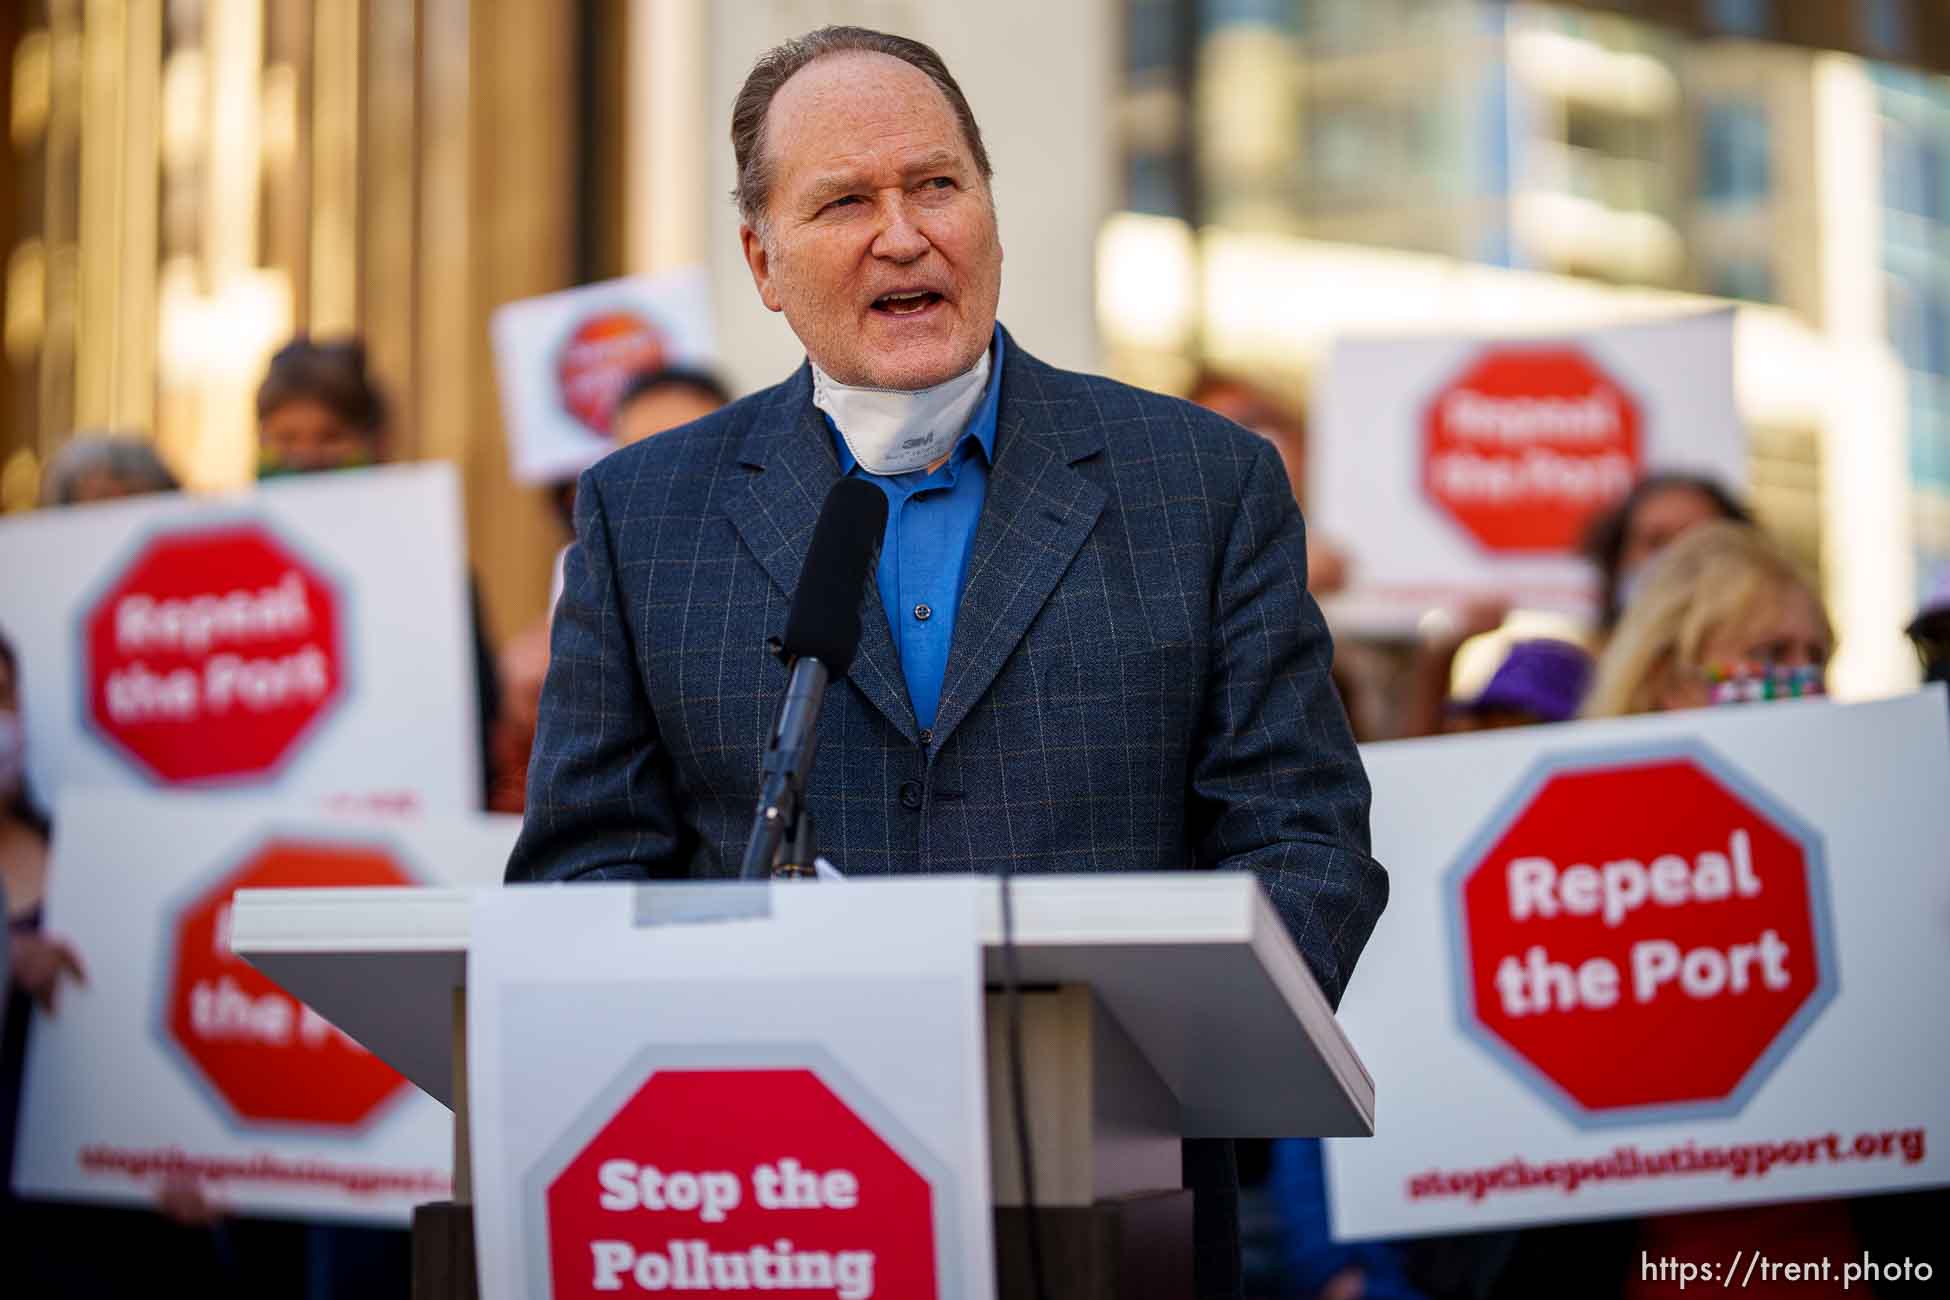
740, 52, 1002, 391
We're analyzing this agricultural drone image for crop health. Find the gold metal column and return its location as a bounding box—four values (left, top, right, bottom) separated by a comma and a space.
2, 0, 583, 643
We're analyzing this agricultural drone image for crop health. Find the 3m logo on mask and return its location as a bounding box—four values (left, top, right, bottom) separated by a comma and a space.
813, 350, 990, 476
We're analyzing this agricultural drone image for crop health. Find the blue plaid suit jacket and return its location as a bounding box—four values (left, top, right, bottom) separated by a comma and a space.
508, 330, 1384, 988
506, 329, 1386, 1295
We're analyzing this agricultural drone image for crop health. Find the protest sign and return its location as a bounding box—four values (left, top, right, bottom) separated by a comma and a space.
12, 789, 517, 1222
468, 880, 994, 1300
491, 269, 716, 484
1323, 691, 1950, 1237
0, 462, 479, 811
1312, 309, 1743, 626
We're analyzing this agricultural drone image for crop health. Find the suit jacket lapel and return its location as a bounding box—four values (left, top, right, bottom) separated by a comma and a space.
721, 365, 916, 742
930, 350, 1106, 752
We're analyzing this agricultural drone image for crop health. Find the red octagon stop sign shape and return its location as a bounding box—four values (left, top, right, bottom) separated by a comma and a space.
165, 837, 416, 1127
1448, 744, 1835, 1124
85, 521, 344, 785
1423, 345, 1642, 553
540, 1065, 940, 1300
556, 311, 668, 436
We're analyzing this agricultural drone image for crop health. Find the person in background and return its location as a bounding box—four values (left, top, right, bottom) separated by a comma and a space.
256, 338, 390, 476
2, 627, 79, 1280
1188, 372, 1364, 1290
488, 364, 732, 815
255, 335, 501, 812
0, 630, 81, 1139
1903, 571, 1950, 693
1400, 598, 1511, 739
1530, 522, 1871, 1299
250, 338, 477, 1298
1583, 522, 1827, 719
1582, 473, 1751, 643
612, 365, 732, 449
1443, 638, 1593, 732
1266, 1133, 1430, 1300
39, 432, 180, 506
1260, 642, 1585, 1300
2, 629, 231, 1293
1189, 370, 1349, 597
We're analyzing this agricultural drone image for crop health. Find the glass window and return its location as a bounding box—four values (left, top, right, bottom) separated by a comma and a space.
1700, 102, 1770, 203
1887, 277, 1950, 377
1707, 0, 1772, 37
1128, 0, 1181, 76
1880, 119, 1950, 223
1860, 0, 1912, 58
1709, 259, 1775, 304
1126, 153, 1184, 219
1201, 0, 1296, 33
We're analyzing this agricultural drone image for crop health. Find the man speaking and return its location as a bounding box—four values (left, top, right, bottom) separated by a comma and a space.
508, 25, 1386, 1297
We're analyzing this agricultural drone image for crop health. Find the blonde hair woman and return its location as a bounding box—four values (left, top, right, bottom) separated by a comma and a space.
1581, 522, 1865, 1300
1584, 521, 1831, 718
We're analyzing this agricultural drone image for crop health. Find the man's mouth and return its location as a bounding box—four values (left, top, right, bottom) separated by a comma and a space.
871, 290, 944, 317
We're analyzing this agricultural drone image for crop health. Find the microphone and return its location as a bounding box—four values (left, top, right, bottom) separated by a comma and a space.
739, 478, 888, 879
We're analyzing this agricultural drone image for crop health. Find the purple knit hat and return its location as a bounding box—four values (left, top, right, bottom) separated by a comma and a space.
1456, 639, 1594, 724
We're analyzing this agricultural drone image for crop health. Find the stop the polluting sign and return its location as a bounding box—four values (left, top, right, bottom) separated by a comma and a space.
1449, 743, 1835, 1124
544, 1067, 938, 1300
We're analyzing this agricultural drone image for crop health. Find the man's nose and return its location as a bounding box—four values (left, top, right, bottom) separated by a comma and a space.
870, 196, 930, 262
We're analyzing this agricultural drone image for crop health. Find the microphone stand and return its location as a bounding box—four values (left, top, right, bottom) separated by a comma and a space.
739, 648, 829, 880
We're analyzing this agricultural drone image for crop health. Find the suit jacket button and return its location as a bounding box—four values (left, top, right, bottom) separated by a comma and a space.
898, 780, 925, 810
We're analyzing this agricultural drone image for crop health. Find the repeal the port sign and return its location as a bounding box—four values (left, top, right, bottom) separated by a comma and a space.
0, 463, 480, 811
1449, 742, 1834, 1123
164, 837, 418, 1128
85, 522, 345, 785
12, 790, 518, 1223
1321, 693, 1950, 1239
1421, 346, 1642, 554
1312, 309, 1743, 624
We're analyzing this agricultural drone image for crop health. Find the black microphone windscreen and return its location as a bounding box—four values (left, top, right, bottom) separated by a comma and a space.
781, 478, 888, 675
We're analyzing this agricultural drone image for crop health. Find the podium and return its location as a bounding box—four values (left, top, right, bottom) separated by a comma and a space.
232, 873, 1374, 1299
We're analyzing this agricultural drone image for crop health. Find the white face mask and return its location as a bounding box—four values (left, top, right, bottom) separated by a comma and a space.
0, 711, 23, 801
812, 346, 992, 476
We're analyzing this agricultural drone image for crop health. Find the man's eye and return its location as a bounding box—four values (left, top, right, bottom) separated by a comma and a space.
823, 195, 864, 213
922, 177, 954, 191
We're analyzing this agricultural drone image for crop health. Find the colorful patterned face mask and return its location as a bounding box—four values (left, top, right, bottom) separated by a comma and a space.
1704, 662, 1825, 706
256, 451, 374, 480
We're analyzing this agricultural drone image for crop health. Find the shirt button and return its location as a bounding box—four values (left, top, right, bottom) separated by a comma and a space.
918, 728, 933, 746
898, 780, 925, 810
914, 603, 933, 622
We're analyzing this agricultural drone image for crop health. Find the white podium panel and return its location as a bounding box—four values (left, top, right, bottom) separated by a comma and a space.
233, 873, 1375, 1139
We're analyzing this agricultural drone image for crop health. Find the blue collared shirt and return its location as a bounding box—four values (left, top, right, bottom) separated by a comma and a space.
826, 327, 1005, 735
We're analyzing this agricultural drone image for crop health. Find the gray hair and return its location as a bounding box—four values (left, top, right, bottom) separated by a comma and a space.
730, 25, 993, 235
41, 432, 180, 506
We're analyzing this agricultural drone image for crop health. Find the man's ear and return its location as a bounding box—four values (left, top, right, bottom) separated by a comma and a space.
740, 224, 784, 314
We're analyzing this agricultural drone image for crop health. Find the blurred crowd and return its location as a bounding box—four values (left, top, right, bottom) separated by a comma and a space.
3, 342, 1947, 1299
